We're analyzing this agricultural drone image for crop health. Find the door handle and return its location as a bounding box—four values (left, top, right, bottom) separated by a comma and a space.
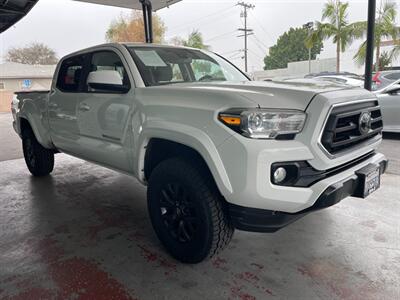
78, 103, 91, 112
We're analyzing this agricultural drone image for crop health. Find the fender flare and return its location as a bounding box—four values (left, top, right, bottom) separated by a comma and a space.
18, 100, 53, 149
136, 120, 233, 196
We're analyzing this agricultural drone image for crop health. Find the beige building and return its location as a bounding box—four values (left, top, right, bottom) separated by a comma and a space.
0, 62, 56, 112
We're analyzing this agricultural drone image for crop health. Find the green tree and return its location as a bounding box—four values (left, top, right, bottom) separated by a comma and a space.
353, 1, 399, 71
390, 40, 400, 62
306, 0, 364, 72
106, 11, 166, 44
169, 30, 210, 77
264, 27, 323, 70
5, 43, 58, 65
183, 30, 209, 50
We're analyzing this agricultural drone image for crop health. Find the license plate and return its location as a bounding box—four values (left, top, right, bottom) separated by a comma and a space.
356, 164, 381, 198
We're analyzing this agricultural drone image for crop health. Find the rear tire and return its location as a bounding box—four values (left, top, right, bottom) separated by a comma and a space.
147, 157, 234, 264
22, 127, 54, 177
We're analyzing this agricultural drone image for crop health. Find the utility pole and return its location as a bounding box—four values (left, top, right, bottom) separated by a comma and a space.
364, 0, 376, 91
237, 2, 254, 73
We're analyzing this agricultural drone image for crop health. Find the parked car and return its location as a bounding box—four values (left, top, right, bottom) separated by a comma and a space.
372, 70, 400, 91
313, 75, 364, 87
305, 71, 361, 79
12, 43, 387, 263
374, 79, 400, 133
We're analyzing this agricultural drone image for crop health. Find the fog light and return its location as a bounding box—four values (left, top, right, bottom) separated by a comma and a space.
273, 167, 287, 184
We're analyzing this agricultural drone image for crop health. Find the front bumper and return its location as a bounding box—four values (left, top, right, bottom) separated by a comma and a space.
228, 158, 388, 232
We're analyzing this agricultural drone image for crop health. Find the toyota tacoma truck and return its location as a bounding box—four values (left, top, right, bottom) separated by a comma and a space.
12, 43, 388, 263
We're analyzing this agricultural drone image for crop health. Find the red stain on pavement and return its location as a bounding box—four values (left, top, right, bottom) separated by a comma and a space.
35, 236, 137, 300
87, 207, 132, 240
212, 257, 229, 271
137, 244, 177, 276
230, 271, 275, 297
230, 281, 257, 300
298, 260, 380, 300
235, 272, 260, 284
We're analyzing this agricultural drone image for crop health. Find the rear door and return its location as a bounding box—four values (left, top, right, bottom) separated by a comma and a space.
75, 49, 135, 173
48, 54, 85, 154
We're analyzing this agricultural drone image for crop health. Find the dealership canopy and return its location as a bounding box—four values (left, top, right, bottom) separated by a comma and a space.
0, 0, 181, 34
74, 0, 181, 11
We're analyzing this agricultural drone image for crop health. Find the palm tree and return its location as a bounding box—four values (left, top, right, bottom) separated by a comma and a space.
390, 41, 400, 62
306, 0, 364, 72
353, 1, 398, 71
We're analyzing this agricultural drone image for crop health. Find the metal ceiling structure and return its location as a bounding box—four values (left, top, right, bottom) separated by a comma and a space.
0, 0, 378, 90
74, 0, 181, 11
0, 0, 39, 33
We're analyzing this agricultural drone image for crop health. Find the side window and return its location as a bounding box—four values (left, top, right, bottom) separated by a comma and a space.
86, 51, 130, 93
385, 72, 400, 80
171, 64, 184, 82
56, 56, 84, 92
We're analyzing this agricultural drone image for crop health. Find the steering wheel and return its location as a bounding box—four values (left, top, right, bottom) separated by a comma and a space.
198, 75, 213, 82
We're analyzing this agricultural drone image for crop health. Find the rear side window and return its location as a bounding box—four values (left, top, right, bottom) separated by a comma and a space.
56, 56, 85, 92
384, 72, 400, 80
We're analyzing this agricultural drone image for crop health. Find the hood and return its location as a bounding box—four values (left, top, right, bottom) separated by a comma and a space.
160, 80, 355, 111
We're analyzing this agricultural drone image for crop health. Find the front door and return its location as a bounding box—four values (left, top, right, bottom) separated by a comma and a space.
75, 50, 134, 173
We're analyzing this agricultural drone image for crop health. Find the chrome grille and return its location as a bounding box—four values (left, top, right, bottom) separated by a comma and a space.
321, 100, 383, 155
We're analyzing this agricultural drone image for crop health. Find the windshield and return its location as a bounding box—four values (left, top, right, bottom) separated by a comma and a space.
128, 46, 249, 87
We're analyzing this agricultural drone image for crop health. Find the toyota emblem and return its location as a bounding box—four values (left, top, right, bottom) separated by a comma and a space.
359, 111, 372, 135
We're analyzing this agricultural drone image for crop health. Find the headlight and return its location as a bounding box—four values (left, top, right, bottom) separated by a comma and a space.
219, 109, 306, 139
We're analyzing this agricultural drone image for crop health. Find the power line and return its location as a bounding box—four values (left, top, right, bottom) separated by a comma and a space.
248, 11, 275, 45
237, 2, 255, 73
167, 5, 236, 34
221, 49, 242, 56
251, 34, 269, 52
205, 30, 237, 43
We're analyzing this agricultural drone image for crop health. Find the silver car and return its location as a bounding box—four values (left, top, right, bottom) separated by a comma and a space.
375, 79, 400, 133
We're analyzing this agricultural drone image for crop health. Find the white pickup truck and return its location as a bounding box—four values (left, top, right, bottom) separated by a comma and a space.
12, 43, 388, 263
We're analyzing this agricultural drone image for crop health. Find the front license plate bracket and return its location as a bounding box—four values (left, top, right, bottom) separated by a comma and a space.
355, 163, 381, 198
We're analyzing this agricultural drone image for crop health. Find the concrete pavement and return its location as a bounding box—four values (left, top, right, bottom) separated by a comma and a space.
0, 113, 23, 162
0, 112, 399, 299
0, 155, 399, 299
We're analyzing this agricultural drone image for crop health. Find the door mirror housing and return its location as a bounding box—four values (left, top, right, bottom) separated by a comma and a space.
87, 70, 129, 93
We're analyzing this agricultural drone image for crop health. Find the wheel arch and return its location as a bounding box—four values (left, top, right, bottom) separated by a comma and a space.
137, 124, 233, 197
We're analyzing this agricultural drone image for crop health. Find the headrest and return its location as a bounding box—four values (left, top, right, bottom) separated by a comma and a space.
153, 65, 173, 82
74, 68, 82, 84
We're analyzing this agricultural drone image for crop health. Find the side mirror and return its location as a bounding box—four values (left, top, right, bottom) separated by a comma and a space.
383, 84, 400, 95
87, 70, 128, 92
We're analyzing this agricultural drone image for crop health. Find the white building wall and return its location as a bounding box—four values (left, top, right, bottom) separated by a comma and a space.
252, 58, 337, 80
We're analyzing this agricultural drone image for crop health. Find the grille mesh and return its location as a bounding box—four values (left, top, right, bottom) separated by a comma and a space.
321, 101, 383, 155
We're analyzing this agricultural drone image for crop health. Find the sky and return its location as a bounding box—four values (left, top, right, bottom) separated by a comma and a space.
1, 0, 399, 73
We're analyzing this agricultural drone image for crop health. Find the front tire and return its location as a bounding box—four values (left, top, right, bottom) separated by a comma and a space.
22, 127, 54, 177
147, 157, 234, 264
